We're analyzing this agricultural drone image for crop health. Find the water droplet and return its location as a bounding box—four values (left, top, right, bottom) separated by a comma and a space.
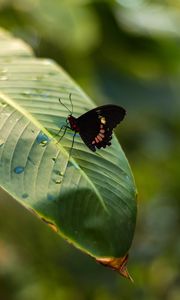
54, 170, 63, 176
42, 141, 48, 146
0, 68, 8, 75
21, 90, 32, 97
125, 175, 130, 182
0, 76, 8, 81
14, 166, 24, 174
0, 102, 6, 107
55, 179, 62, 184
36, 132, 50, 146
0, 68, 8, 80
22, 193, 29, 199
43, 59, 53, 65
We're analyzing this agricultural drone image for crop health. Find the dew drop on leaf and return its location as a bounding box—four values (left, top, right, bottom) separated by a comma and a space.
0, 68, 8, 74
43, 59, 53, 65
55, 179, 62, 184
36, 132, 50, 145
21, 90, 32, 97
54, 170, 63, 176
14, 166, 24, 174
0, 75, 8, 81
22, 193, 29, 199
0, 101, 6, 107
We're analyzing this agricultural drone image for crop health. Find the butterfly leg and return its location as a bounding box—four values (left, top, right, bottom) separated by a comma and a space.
54, 124, 66, 138
68, 131, 76, 158
55, 125, 68, 144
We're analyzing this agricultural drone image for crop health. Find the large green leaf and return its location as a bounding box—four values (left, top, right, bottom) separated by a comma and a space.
0, 29, 137, 279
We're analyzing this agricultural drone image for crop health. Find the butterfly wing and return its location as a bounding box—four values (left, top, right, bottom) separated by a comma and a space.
76, 104, 126, 152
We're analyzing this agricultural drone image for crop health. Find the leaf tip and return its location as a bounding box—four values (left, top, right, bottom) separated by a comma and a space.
96, 253, 134, 282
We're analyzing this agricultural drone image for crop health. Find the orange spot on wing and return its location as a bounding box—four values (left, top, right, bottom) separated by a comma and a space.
97, 134, 103, 141
99, 133, 104, 138
95, 137, 99, 143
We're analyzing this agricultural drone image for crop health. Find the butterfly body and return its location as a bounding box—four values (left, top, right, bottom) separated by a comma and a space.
66, 104, 126, 152
67, 115, 80, 132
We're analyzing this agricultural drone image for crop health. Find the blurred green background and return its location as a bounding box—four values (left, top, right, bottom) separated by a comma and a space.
0, 0, 180, 299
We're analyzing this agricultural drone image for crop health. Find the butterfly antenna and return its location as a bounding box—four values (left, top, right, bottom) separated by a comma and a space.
69, 93, 73, 115
59, 97, 72, 115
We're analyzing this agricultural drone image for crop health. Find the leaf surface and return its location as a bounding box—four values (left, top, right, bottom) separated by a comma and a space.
0, 29, 137, 277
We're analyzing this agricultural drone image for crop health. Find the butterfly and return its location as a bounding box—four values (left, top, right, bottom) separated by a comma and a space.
57, 94, 126, 152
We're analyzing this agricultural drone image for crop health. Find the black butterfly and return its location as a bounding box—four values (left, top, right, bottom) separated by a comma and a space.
58, 94, 126, 152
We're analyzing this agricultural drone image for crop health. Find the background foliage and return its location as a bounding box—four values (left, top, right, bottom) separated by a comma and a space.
0, 0, 180, 299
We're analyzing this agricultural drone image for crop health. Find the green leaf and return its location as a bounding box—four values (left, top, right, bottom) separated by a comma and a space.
0, 29, 137, 278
